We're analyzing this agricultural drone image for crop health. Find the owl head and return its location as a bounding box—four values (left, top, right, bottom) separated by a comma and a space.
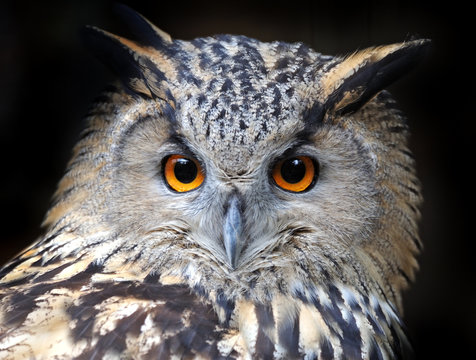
40, 6, 426, 317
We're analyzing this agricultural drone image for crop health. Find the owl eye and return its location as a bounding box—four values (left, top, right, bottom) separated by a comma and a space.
164, 155, 205, 192
272, 156, 317, 192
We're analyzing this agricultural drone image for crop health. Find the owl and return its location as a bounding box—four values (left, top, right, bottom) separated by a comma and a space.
0, 5, 427, 360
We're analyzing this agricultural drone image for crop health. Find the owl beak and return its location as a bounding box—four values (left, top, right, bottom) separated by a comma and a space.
223, 194, 243, 269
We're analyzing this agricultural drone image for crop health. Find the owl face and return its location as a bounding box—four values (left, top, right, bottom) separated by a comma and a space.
65, 23, 426, 306
113, 92, 378, 271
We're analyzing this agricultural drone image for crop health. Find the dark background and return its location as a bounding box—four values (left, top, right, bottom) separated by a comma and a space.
0, 0, 473, 358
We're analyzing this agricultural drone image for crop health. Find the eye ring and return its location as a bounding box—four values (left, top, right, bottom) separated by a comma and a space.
272, 156, 318, 192
163, 155, 205, 192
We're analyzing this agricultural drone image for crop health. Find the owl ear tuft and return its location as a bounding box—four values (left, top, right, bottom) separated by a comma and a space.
113, 4, 172, 48
321, 39, 431, 116
81, 17, 175, 107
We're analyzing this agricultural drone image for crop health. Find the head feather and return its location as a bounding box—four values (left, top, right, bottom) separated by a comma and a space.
81, 15, 176, 107
319, 39, 431, 116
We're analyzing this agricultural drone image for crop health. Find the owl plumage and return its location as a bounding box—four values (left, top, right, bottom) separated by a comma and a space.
0, 5, 427, 359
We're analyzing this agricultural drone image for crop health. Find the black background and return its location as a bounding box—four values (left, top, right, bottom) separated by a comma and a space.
0, 0, 473, 358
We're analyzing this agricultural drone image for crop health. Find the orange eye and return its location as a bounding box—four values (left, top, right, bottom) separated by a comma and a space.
164, 155, 205, 192
272, 156, 317, 192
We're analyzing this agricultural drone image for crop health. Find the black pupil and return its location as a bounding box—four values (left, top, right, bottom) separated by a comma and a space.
281, 158, 306, 184
174, 158, 197, 183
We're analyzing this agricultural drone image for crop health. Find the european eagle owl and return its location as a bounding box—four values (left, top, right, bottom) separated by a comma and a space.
0, 6, 428, 359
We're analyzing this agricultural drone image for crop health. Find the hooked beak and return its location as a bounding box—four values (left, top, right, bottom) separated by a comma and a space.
223, 194, 243, 269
